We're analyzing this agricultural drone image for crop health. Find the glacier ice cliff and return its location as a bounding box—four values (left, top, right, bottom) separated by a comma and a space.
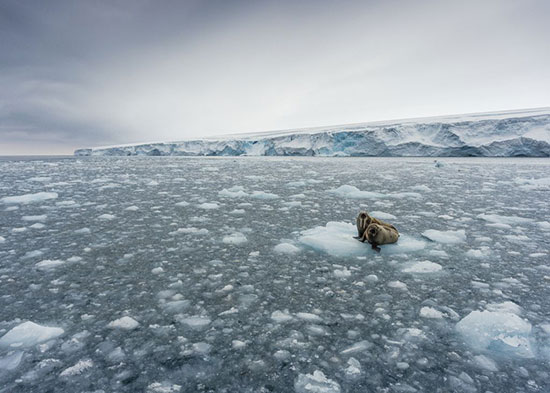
74, 108, 550, 157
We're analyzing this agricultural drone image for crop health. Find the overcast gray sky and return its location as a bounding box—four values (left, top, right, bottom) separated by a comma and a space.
1, 0, 549, 154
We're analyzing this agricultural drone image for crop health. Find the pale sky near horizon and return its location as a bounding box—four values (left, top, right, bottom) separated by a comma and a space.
1, 0, 549, 155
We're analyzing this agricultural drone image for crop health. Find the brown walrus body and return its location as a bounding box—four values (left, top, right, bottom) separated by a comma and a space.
356, 211, 397, 241
365, 223, 399, 252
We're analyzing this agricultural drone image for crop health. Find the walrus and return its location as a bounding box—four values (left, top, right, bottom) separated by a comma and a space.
364, 223, 399, 252
355, 211, 397, 240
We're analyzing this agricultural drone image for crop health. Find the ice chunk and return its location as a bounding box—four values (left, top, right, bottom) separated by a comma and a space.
369, 211, 397, 220
147, 382, 182, 393
179, 316, 211, 329
222, 232, 247, 245
0, 321, 64, 347
344, 357, 361, 377
477, 213, 532, 225
296, 312, 323, 322
271, 310, 294, 323
1, 192, 58, 204
0, 236, 5, 243
22, 215, 47, 222
333, 267, 352, 278
294, 370, 341, 393
455, 311, 534, 358
250, 190, 279, 199
197, 202, 219, 209
0, 351, 24, 370
402, 260, 442, 273
125, 205, 139, 211
328, 185, 384, 199
35, 259, 65, 270
420, 307, 444, 319
219, 186, 248, 198
473, 355, 498, 372
388, 281, 407, 290
59, 359, 93, 377
341, 340, 372, 355
422, 229, 466, 244
174, 227, 209, 235
299, 222, 426, 257
97, 214, 116, 220
107, 316, 139, 330
538, 221, 550, 230
274, 242, 301, 254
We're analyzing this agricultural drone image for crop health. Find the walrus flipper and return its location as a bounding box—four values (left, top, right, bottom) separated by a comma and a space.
371, 243, 381, 253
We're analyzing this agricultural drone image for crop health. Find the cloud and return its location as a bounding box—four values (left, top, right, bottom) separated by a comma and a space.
1, 0, 549, 154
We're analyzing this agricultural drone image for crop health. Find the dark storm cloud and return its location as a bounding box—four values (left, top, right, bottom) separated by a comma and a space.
1, 0, 549, 154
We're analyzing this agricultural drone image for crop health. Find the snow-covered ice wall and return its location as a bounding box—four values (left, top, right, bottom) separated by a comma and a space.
75, 108, 550, 157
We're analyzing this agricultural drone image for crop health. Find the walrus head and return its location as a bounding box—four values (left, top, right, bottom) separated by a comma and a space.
357, 211, 371, 227
366, 224, 379, 243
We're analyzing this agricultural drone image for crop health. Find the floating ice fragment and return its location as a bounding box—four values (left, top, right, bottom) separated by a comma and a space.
0, 236, 5, 243
271, 310, 294, 323
147, 382, 182, 393
370, 211, 397, 220
0, 351, 24, 370
1, 192, 58, 204
299, 222, 426, 257
179, 316, 211, 330
35, 259, 65, 270
402, 260, 442, 273
274, 242, 301, 254
222, 232, 247, 245
218, 186, 248, 198
422, 229, 466, 244
455, 311, 534, 358
59, 359, 93, 377
107, 316, 139, 330
296, 312, 323, 322
22, 215, 47, 222
250, 190, 279, 199
388, 281, 407, 290
328, 185, 384, 199
0, 321, 64, 347
341, 340, 372, 355
419, 307, 444, 319
125, 205, 139, 211
473, 355, 498, 372
333, 267, 352, 278
477, 213, 532, 225
197, 202, 219, 209
97, 214, 115, 220
294, 370, 341, 393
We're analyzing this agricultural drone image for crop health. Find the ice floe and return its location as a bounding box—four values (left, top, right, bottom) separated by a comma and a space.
0, 192, 58, 204
294, 370, 341, 393
422, 229, 466, 244
0, 321, 64, 348
299, 222, 426, 257
107, 316, 139, 330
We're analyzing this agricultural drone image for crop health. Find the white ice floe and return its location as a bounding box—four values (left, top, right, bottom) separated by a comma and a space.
473, 354, 499, 372
274, 243, 301, 254
97, 214, 116, 220
59, 359, 93, 377
296, 312, 323, 322
197, 202, 219, 209
0, 236, 5, 243
328, 185, 384, 199
537, 221, 550, 230
419, 307, 444, 319
341, 340, 372, 355
333, 267, 352, 278
299, 222, 426, 257
294, 370, 341, 393
422, 229, 466, 244
30, 223, 45, 229
477, 213, 533, 225
35, 259, 65, 270
388, 281, 408, 290
174, 227, 209, 235
0, 351, 24, 370
0, 321, 64, 347
125, 205, 139, 211
22, 215, 47, 222
0, 192, 58, 204
250, 191, 279, 199
175, 201, 189, 207
107, 316, 139, 330
271, 310, 294, 323
179, 316, 211, 330
369, 211, 397, 220
222, 232, 247, 245
402, 260, 442, 273
455, 310, 534, 358
147, 382, 182, 393
218, 186, 248, 198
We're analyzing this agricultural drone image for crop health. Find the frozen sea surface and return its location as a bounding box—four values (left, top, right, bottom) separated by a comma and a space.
0, 156, 549, 392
